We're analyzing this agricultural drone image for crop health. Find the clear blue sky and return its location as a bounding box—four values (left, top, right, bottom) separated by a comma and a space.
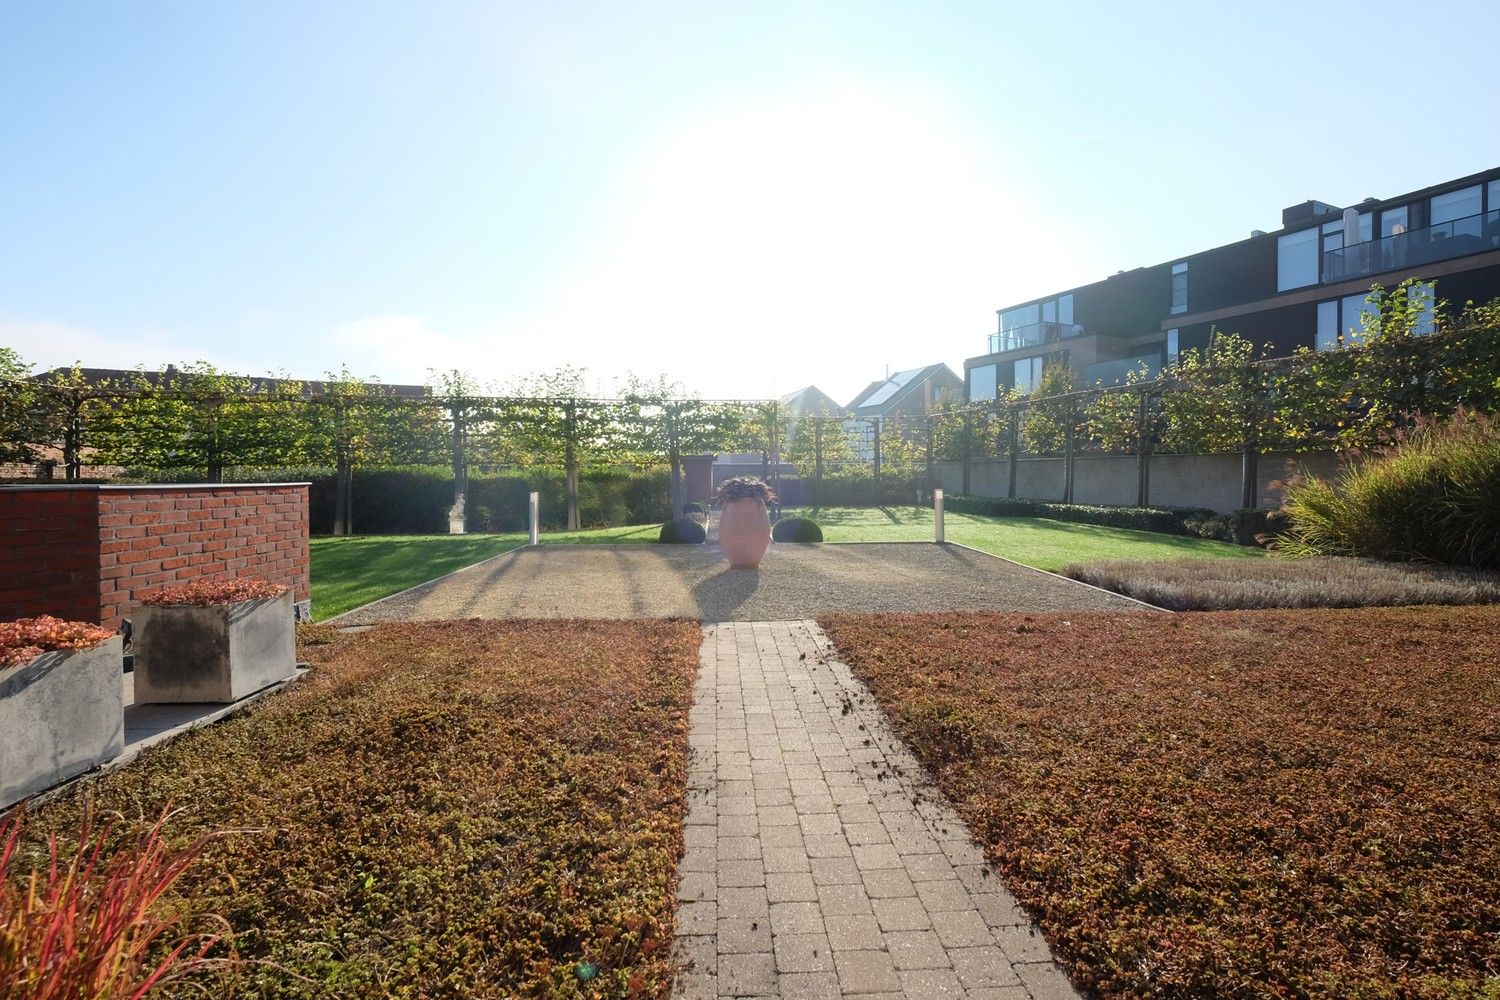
3, 1, 1497, 403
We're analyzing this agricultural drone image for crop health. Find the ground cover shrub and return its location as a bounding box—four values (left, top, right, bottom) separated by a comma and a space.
0, 809, 220, 1000
1180, 508, 1287, 546
1064, 556, 1500, 610
141, 578, 287, 607
682, 501, 707, 516
821, 607, 1500, 998
944, 496, 1215, 536
15, 619, 700, 997
0, 616, 115, 668
771, 517, 823, 542
658, 517, 707, 544
1280, 410, 1500, 569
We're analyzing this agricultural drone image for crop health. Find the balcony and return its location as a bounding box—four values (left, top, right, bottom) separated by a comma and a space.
986, 321, 1075, 355
1085, 356, 1161, 387
1322, 210, 1500, 283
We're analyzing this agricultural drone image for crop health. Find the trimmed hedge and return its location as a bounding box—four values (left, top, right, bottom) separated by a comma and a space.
683, 501, 707, 516
772, 517, 824, 543
1182, 508, 1291, 547
944, 495, 1216, 536
124, 465, 671, 535
658, 517, 707, 544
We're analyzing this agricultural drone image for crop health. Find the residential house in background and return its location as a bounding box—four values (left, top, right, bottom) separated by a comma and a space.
964, 165, 1500, 399
844, 364, 964, 460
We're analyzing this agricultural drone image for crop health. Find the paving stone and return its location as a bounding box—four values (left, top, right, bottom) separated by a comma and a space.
885, 929, 952, 971
897, 967, 968, 998
672, 623, 1072, 999
872, 895, 933, 932
766, 871, 818, 903
832, 950, 902, 994
773, 932, 835, 974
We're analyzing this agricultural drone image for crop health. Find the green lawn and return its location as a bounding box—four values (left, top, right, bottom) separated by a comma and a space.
784, 505, 1262, 572
309, 523, 661, 619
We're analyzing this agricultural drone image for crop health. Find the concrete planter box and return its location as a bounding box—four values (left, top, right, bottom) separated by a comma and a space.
1, 636, 125, 809
135, 591, 296, 704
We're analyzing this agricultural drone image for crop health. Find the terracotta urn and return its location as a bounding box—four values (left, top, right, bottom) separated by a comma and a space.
719, 497, 771, 568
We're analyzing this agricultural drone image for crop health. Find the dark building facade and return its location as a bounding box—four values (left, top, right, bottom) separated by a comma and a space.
965, 166, 1500, 400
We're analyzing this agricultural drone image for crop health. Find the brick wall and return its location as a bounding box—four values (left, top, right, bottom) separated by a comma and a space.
0, 484, 310, 629
0, 488, 103, 624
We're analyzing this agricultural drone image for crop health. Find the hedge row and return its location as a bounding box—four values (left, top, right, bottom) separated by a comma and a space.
125, 465, 672, 535
943, 495, 1218, 536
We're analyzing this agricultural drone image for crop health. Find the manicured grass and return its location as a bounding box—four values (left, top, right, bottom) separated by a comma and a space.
786, 505, 1259, 572
310, 524, 661, 620
821, 607, 1500, 998
19, 619, 701, 997
310, 534, 524, 620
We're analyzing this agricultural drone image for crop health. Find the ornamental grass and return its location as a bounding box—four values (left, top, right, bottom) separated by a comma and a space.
14, 618, 700, 997
821, 607, 1500, 998
0, 808, 220, 1000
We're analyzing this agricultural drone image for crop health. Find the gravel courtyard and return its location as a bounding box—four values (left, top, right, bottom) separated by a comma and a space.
331, 541, 1150, 624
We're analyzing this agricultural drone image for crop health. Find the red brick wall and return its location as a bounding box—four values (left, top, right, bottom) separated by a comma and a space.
0, 488, 103, 624
0, 484, 310, 629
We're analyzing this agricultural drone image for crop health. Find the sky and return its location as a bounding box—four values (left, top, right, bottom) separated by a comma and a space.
3, 1, 1498, 405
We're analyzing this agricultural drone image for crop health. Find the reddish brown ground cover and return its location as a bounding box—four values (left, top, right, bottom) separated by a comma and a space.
16, 619, 700, 998
821, 607, 1500, 998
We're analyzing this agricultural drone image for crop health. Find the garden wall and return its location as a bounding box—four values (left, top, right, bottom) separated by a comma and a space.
934, 451, 1344, 513
0, 484, 310, 629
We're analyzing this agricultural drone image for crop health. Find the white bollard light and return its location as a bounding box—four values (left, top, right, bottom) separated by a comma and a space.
934, 488, 945, 544
529, 491, 540, 546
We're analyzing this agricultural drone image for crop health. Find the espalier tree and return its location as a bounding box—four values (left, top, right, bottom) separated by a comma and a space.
497, 366, 630, 531
619, 374, 742, 515
0, 348, 46, 465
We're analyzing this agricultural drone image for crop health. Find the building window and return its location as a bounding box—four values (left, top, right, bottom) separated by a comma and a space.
1278, 228, 1319, 290
1058, 293, 1074, 327
1430, 185, 1481, 225
969, 364, 998, 403
1408, 281, 1436, 336
1318, 293, 1381, 350
1165, 329, 1179, 367
1381, 205, 1409, 237
1013, 356, 1044, 394
1170, 262, 1188, 315
1316, 300, 1340, 351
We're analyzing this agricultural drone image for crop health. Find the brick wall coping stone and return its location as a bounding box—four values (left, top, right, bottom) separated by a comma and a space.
0, 483, 311, 492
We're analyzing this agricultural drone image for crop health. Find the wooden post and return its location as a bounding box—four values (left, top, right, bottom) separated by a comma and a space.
872, 418, 882, 500
924, 421, 934, 503
813, 420, 824, 506
961, 411, 972, 497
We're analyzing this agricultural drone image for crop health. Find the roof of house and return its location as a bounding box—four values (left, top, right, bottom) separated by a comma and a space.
37, 366, 429, 398
778, 385, 844, 417
845, 364, 963, 416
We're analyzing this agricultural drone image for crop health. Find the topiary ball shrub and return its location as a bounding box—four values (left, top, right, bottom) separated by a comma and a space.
658, 517, 707, 544
772, 517, 824, 543
683, 501, 708, 516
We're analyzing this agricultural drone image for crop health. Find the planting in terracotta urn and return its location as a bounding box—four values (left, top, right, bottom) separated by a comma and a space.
716, 477, 776, 568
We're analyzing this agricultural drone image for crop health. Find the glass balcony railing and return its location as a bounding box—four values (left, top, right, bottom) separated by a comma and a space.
1323, 210, 1500, 283
986, 321, 1077, 354
1085, 356, 1161, 387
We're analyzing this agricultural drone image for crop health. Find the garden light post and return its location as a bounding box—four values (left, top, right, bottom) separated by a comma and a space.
529, 491, 540, 546
934, 488, 944, 543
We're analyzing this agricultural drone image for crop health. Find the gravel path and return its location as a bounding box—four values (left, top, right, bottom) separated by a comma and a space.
332, 542, 1148, 624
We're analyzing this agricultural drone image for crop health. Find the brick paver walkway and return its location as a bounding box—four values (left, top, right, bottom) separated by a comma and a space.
674, 621, 1081, 999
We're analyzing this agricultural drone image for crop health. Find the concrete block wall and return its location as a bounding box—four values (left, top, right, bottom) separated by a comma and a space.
0, 484, 310, 629
933, 450, 1345, 513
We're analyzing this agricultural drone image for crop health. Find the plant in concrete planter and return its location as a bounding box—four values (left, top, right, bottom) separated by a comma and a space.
134, 578, 296, 705
715, 477, 776, 568
1, 616, 123, 809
